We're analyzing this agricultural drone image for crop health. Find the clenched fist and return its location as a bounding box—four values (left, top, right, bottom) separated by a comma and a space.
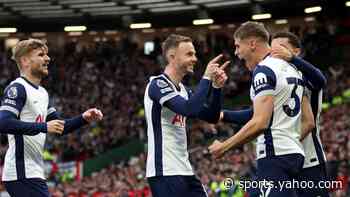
47, 120, 65, 134
82, 108, 103, 123
208, 140, 226, 159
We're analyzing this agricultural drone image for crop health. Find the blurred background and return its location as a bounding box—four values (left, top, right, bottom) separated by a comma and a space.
0, 0, 349, 196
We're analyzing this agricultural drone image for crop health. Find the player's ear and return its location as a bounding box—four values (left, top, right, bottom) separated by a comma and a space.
249, 38, 257, 51
167, 48, 176, 61
19, 55, 29, 68
294, 48, 301, 56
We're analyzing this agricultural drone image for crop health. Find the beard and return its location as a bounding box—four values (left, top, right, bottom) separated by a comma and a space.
176, 62, 191, 74
31, 65, 48, 79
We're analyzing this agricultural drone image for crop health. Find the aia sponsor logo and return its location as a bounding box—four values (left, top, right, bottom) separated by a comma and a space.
171, 114, 185, 127
35, 114, 44, 123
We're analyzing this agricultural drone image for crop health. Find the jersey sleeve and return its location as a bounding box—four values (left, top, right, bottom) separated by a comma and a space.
252, 66, 277, 98
46, 98, 59, 121
47, 98, 57, 115
290, 56, 326, 90
148, 78, 178, 106
0, 83, 26, 118
223, 107, 253, 125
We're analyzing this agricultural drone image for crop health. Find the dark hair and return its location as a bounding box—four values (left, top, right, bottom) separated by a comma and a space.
272, 32, 301, 49
162, 34, 192, 60
234, 21, 269, 42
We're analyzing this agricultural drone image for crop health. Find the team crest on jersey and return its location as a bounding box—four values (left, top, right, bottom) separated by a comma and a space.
253, 73, 268, 91
7, 87, 18, 99
156, 79, 169, 88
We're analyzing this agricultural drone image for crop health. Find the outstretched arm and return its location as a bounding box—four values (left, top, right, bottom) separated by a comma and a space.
222, 107, 253, 125
209, 95, 273, 158
47, 107, 103, 135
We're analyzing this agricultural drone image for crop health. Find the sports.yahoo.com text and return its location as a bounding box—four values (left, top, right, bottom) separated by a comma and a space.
223, 178, 343, 191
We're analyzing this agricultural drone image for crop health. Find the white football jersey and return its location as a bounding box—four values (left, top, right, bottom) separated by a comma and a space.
250, 56, 305, 159
301, 87, 326, 168
0, 77, 56, 181
144, 74, 194, 177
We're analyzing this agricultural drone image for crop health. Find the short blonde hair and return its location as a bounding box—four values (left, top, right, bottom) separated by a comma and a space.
234, 21, 270, 43
12, 38, 48, 67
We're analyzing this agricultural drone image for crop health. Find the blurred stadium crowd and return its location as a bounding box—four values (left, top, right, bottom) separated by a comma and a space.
0, 19, 349, 197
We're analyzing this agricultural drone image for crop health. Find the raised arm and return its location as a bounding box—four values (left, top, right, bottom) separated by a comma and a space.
290, 56, 326, 90
196, 62, 229, 123
153, 54, 229, 119
271, 44, 326, 90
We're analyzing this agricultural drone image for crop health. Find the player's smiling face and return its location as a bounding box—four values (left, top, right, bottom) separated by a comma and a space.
27, 47, 50, 78
174, 42, 197, 74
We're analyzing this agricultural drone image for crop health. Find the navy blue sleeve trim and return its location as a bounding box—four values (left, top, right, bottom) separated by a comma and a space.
0, 83, 26, 117
223, 107, 253, 125
290, 56, 326, 90
46, 111, 88, 135
62, 115, 88, 135
252, 66, 277, 95
148, 77, 176, 104
46, 111, 60, 121
0, 110, 47, 136
164, 79, 211, 118
48, 98, 54, 109
197, 87, 222, 123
